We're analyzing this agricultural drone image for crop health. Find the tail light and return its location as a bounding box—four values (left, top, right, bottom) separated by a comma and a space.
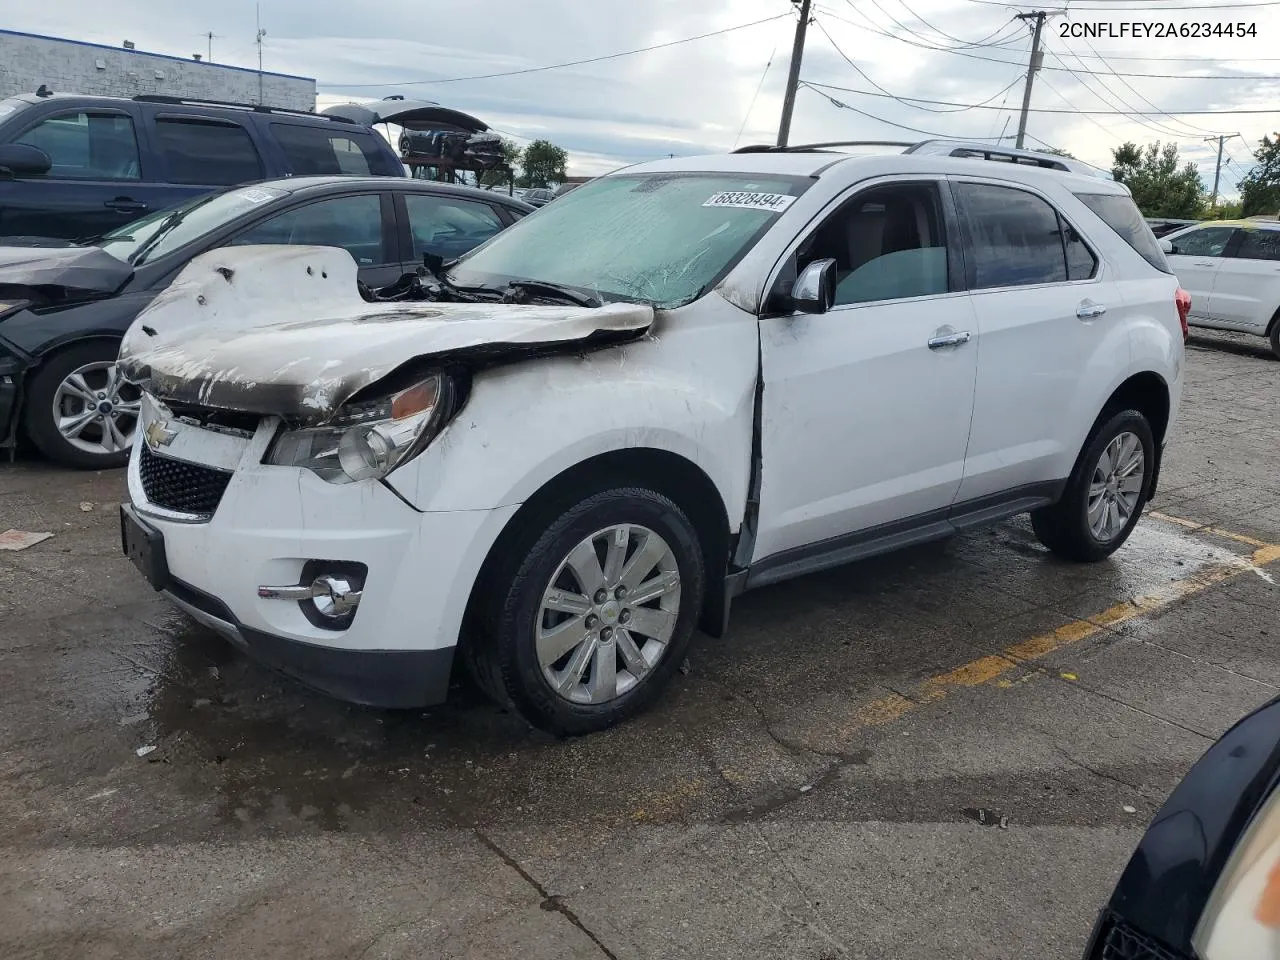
1175, 287, 1191, 341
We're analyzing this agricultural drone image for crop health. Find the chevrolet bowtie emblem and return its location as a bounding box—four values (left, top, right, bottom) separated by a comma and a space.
145, 420, 177, 449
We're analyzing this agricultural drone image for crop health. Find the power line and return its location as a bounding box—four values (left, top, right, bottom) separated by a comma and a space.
813, 15, 1025, 113
1035, 73, 1128, 144
1046, 47, 1204, 140
322, 13, 792, 87
803, 78, 1280, 113
820, 3, 1280, 80
802, 83, 1010, 138
735, 44, 779, 150
891, 0, 1022, 48
958, 0, 1280, 10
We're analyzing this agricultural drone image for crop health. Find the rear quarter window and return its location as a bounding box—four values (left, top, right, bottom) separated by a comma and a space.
1074, 193, 1172, 274
270, 123, 398, 176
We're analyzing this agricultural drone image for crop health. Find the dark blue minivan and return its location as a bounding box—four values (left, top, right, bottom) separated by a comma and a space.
0, 91, 405, 240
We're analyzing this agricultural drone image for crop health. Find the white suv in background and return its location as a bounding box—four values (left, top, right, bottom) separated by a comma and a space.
117, 140, 1188, 735
1162, 218, 1280, 358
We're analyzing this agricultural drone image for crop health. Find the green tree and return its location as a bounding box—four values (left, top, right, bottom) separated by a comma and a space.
1111, 141, 1206, 218
1238, 134, 1280, 217
1209, 199, 1244, 220
518, 139, 568, 188
478, 138, 524, 188
1035, 146, 1076, 159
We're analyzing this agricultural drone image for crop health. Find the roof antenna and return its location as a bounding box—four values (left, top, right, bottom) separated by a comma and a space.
35, 84, 53, 98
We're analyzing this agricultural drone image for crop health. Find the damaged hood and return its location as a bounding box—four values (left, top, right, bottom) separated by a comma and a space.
118, 245, 654, 422
0, 243, 133, 299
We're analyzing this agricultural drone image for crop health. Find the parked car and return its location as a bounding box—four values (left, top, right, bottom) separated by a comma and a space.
1146, 217, 1199, 238
116, 140, 1186, 734
1160, 219, 1280, 358
1083, 695, 1280, 960
553, 181, 587, 199
521, 188, 555, 207
0, 177, 532, 468
0, 91, 405, 241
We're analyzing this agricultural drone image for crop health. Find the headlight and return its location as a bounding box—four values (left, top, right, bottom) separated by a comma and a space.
265, 374, 453, 484
1194, 786, 1280, 960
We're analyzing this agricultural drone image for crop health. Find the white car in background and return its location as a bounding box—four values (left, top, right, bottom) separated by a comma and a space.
116, 140, 1187, 735
1162, 219, 1280, 358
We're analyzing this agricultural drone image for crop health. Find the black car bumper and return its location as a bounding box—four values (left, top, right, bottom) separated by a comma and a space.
0, 350, 29, 450
120, 504, 455, 709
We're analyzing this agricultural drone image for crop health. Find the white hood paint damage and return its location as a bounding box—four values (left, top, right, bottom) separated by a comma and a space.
118, 245, 655, 422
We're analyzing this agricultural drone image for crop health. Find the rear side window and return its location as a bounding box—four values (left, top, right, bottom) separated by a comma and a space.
155, 118, 263, 185
16, 110, 140, 180
958, 183, 1077, 289
1235, 229, 1280, 262
271, 124, 397, 176
404, 193, 505, 260
1074, 192, 1172, 274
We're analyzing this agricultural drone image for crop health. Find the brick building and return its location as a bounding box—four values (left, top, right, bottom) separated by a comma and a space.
0, 30, 315, 111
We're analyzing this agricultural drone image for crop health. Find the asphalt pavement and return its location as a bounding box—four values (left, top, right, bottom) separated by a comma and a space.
2, 328, 1278, 960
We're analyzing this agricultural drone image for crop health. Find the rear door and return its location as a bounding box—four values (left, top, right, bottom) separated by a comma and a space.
1205, 228, 1280, 332
1164, 225, 1238, 322
225, 191, 403, 287
0, 103, 149, 239
395, 191, 509, 268
952, 178, 1117, 504
147, 112, 265, 212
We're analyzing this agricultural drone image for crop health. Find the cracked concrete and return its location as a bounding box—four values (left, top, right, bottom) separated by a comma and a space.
1, 328, 1278, 959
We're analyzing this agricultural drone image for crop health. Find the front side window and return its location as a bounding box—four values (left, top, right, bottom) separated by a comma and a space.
958, 183, 1077, 289
404, 194, 504, 261
447, 172, 812, 307
16, 111, 140, 180
155, 118, 262, 186
1234, 229, 1280, 262
1168, 226, 1236, 258
797, 181, 951, 306
271, 123, 396, 176
229, 194, 387, 265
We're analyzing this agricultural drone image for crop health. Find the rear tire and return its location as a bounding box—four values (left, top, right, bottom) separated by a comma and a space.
466, 486, 705, 735
1032, 409, 1155, 563
1269, 318, 1280, 360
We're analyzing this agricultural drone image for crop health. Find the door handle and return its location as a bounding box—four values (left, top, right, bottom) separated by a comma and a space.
927, 331, 971, 349
1192, 261, 1215, 267
1076, 301, 1107, 320
104, 198, 148, 213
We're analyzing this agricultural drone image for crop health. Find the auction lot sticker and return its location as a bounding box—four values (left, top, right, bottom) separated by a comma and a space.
703, 191, 797, 213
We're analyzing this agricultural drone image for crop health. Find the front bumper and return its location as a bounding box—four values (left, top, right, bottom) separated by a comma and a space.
123, 399, 518, 709
0, 350, 29, 450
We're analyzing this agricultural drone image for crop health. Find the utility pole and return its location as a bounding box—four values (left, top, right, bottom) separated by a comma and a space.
255, 4, 266, 106
1205, 133, 1243, 210
776, 0, 813, 148
1014, 11, 1052, 150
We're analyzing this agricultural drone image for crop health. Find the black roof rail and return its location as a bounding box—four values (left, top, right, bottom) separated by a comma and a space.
904, 139, 1070, 170
132, 94, 354, 123
733, 140, 914, 154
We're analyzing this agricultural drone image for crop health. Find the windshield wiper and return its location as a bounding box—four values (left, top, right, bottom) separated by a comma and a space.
503, 280, 601, 308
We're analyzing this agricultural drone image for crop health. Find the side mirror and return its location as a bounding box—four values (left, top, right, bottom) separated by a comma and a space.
0, 143, 52, 177
1160, 238, 1175, 255
790, 258, 837, 314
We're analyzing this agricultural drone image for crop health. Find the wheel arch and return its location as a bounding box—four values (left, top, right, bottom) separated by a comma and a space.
462, 447, 734, 648
1076, 370, 1171, 502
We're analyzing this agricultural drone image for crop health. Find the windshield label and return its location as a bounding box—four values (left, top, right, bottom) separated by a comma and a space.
237, 187, 281, 205
703, 191, 797, 213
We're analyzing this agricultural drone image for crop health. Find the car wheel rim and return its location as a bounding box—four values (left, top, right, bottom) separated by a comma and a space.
1088, 431, 1145, 542
536, 523, 682, 705
52, 361, 141, 457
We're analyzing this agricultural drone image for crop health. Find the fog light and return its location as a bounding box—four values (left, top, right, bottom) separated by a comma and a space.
310, 575, 362, 618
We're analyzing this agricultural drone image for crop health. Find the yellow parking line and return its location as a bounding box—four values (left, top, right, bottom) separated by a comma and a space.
635, 514, 1280, 820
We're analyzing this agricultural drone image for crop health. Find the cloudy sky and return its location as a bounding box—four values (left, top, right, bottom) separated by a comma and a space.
9, 0, 1280, 196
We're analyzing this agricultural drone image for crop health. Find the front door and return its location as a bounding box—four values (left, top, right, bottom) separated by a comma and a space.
1165, 225, 1238, 322
753, 179, 978, 563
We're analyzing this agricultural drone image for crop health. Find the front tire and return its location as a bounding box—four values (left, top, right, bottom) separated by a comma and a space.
467, 487, 705, 735
1032, 409, 1155, 563
1269, 318, 1280, 360
24, 341, 139, 470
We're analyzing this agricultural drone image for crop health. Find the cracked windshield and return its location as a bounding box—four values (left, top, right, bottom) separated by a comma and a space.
448, 173, 810, 307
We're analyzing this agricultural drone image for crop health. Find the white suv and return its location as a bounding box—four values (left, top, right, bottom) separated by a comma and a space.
1161, 218, 1280, 358
117, 141, 1188, 734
